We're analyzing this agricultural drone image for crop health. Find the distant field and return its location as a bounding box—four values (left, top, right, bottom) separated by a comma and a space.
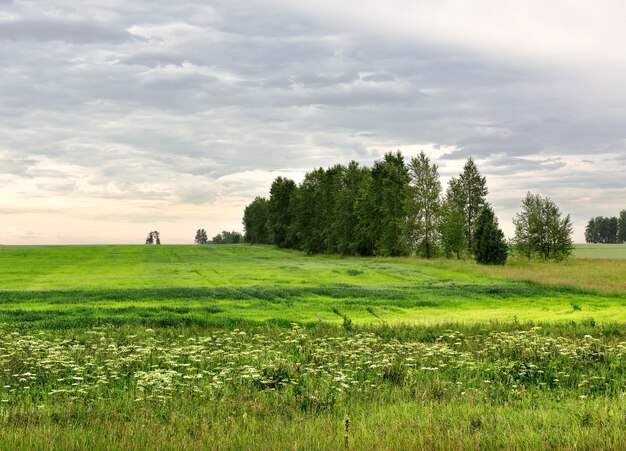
574, 243, 626, 259
2, 245, 626, 448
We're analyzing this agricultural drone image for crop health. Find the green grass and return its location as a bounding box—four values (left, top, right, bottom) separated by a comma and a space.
1, 244, 626, 448
1, 244, 625, 329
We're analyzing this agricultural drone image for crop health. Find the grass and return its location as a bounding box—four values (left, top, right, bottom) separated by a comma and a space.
1, 244, 625, 328
1, 244, 626, 448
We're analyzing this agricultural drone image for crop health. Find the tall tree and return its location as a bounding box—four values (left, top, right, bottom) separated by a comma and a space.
352, 167, 376, 256
619, 210, 626, 244
242, 197, 271, 244
289, 168, 326, 254
407, 151, 442, 258
513, 192, 573, 260
440, 196, 467, 259
194, 229, 208, 245
268, 176, 296, 248
334, 161, 366, 256
458, 158, 488, 252
473, 205, 507, 265
370, 151, 411, 256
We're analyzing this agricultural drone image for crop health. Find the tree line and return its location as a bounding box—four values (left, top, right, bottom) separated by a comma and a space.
242, 151, 574, 263
584, 211, 626, 244
194, 229, 242, 245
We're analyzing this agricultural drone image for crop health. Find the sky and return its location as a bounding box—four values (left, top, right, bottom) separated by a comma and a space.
1, 0, 625, 244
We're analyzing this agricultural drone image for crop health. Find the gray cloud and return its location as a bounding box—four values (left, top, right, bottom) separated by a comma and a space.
0, 20, 138, 43
0, 0, 625, 243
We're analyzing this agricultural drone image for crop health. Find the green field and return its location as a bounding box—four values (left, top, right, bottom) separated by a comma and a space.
574, 243, 626, 259
1, 245, 626, 448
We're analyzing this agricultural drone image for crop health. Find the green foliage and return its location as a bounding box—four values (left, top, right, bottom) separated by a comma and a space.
457, 158, 488, 252
211, 230, 242, 244
441, 197, 467, 259
407, 151, 442, 258
243, 197, 271, 244
619, 210, 626, 244
268, 177, 297, 248
473, 206, 507, 265
513, 192, 573, 260
371, 151, 411, 256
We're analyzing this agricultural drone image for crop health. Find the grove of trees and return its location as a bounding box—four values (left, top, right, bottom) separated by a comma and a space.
210, 230, 243, 244
512, 192, 573, 260
242, 151, 515, 264
585, 211, 626, 243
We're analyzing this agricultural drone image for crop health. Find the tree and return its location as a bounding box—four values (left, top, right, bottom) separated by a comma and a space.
457, 158, 488, 252
334, 161, 369, 256
370, 151, 411, 256
513, 192, 573, 260
289, 168, 326, 254
267, 177, 296, 248
473, 205, 507, 265
243, 197, 271, 244
145, 231, 161, 245
619, 210, 626, 244
194, 229, 208, 245
440, 197, 467, 259
407, 151, 442, 258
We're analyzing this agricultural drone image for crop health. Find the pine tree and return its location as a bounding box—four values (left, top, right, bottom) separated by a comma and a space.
473, 206, 507, 265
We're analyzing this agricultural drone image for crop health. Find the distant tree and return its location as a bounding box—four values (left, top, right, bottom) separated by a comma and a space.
473, 205, 507, 265
267, 177, 296, 248
619, 210, 626, 244
211, 231, 242, 244
406, 151, 442, 258
370, 151, 411, 256
586, 214, 624, 244
145, 231, 161, 245
194, 229, 208, 245
243, 197, 271, 244
512, 192, 573, 260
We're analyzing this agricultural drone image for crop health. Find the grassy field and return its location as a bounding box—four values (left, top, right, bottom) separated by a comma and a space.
1, 244, 626, 448
574, 243, 626, 259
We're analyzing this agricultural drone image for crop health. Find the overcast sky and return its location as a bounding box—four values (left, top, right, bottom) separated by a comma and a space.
1, 0, 625, 244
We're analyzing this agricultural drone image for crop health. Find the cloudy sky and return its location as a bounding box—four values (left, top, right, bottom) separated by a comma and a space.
1, 0, 625, 244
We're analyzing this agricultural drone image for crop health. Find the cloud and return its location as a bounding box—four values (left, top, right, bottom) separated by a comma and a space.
0, 0, 624, 243
0, 19, 139, 43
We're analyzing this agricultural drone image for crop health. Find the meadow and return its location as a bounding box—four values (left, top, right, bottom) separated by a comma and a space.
1, 244, 626, 449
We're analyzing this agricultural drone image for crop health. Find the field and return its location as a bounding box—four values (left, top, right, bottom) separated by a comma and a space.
574, 243, 626, 260
1, 244, 626, 448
